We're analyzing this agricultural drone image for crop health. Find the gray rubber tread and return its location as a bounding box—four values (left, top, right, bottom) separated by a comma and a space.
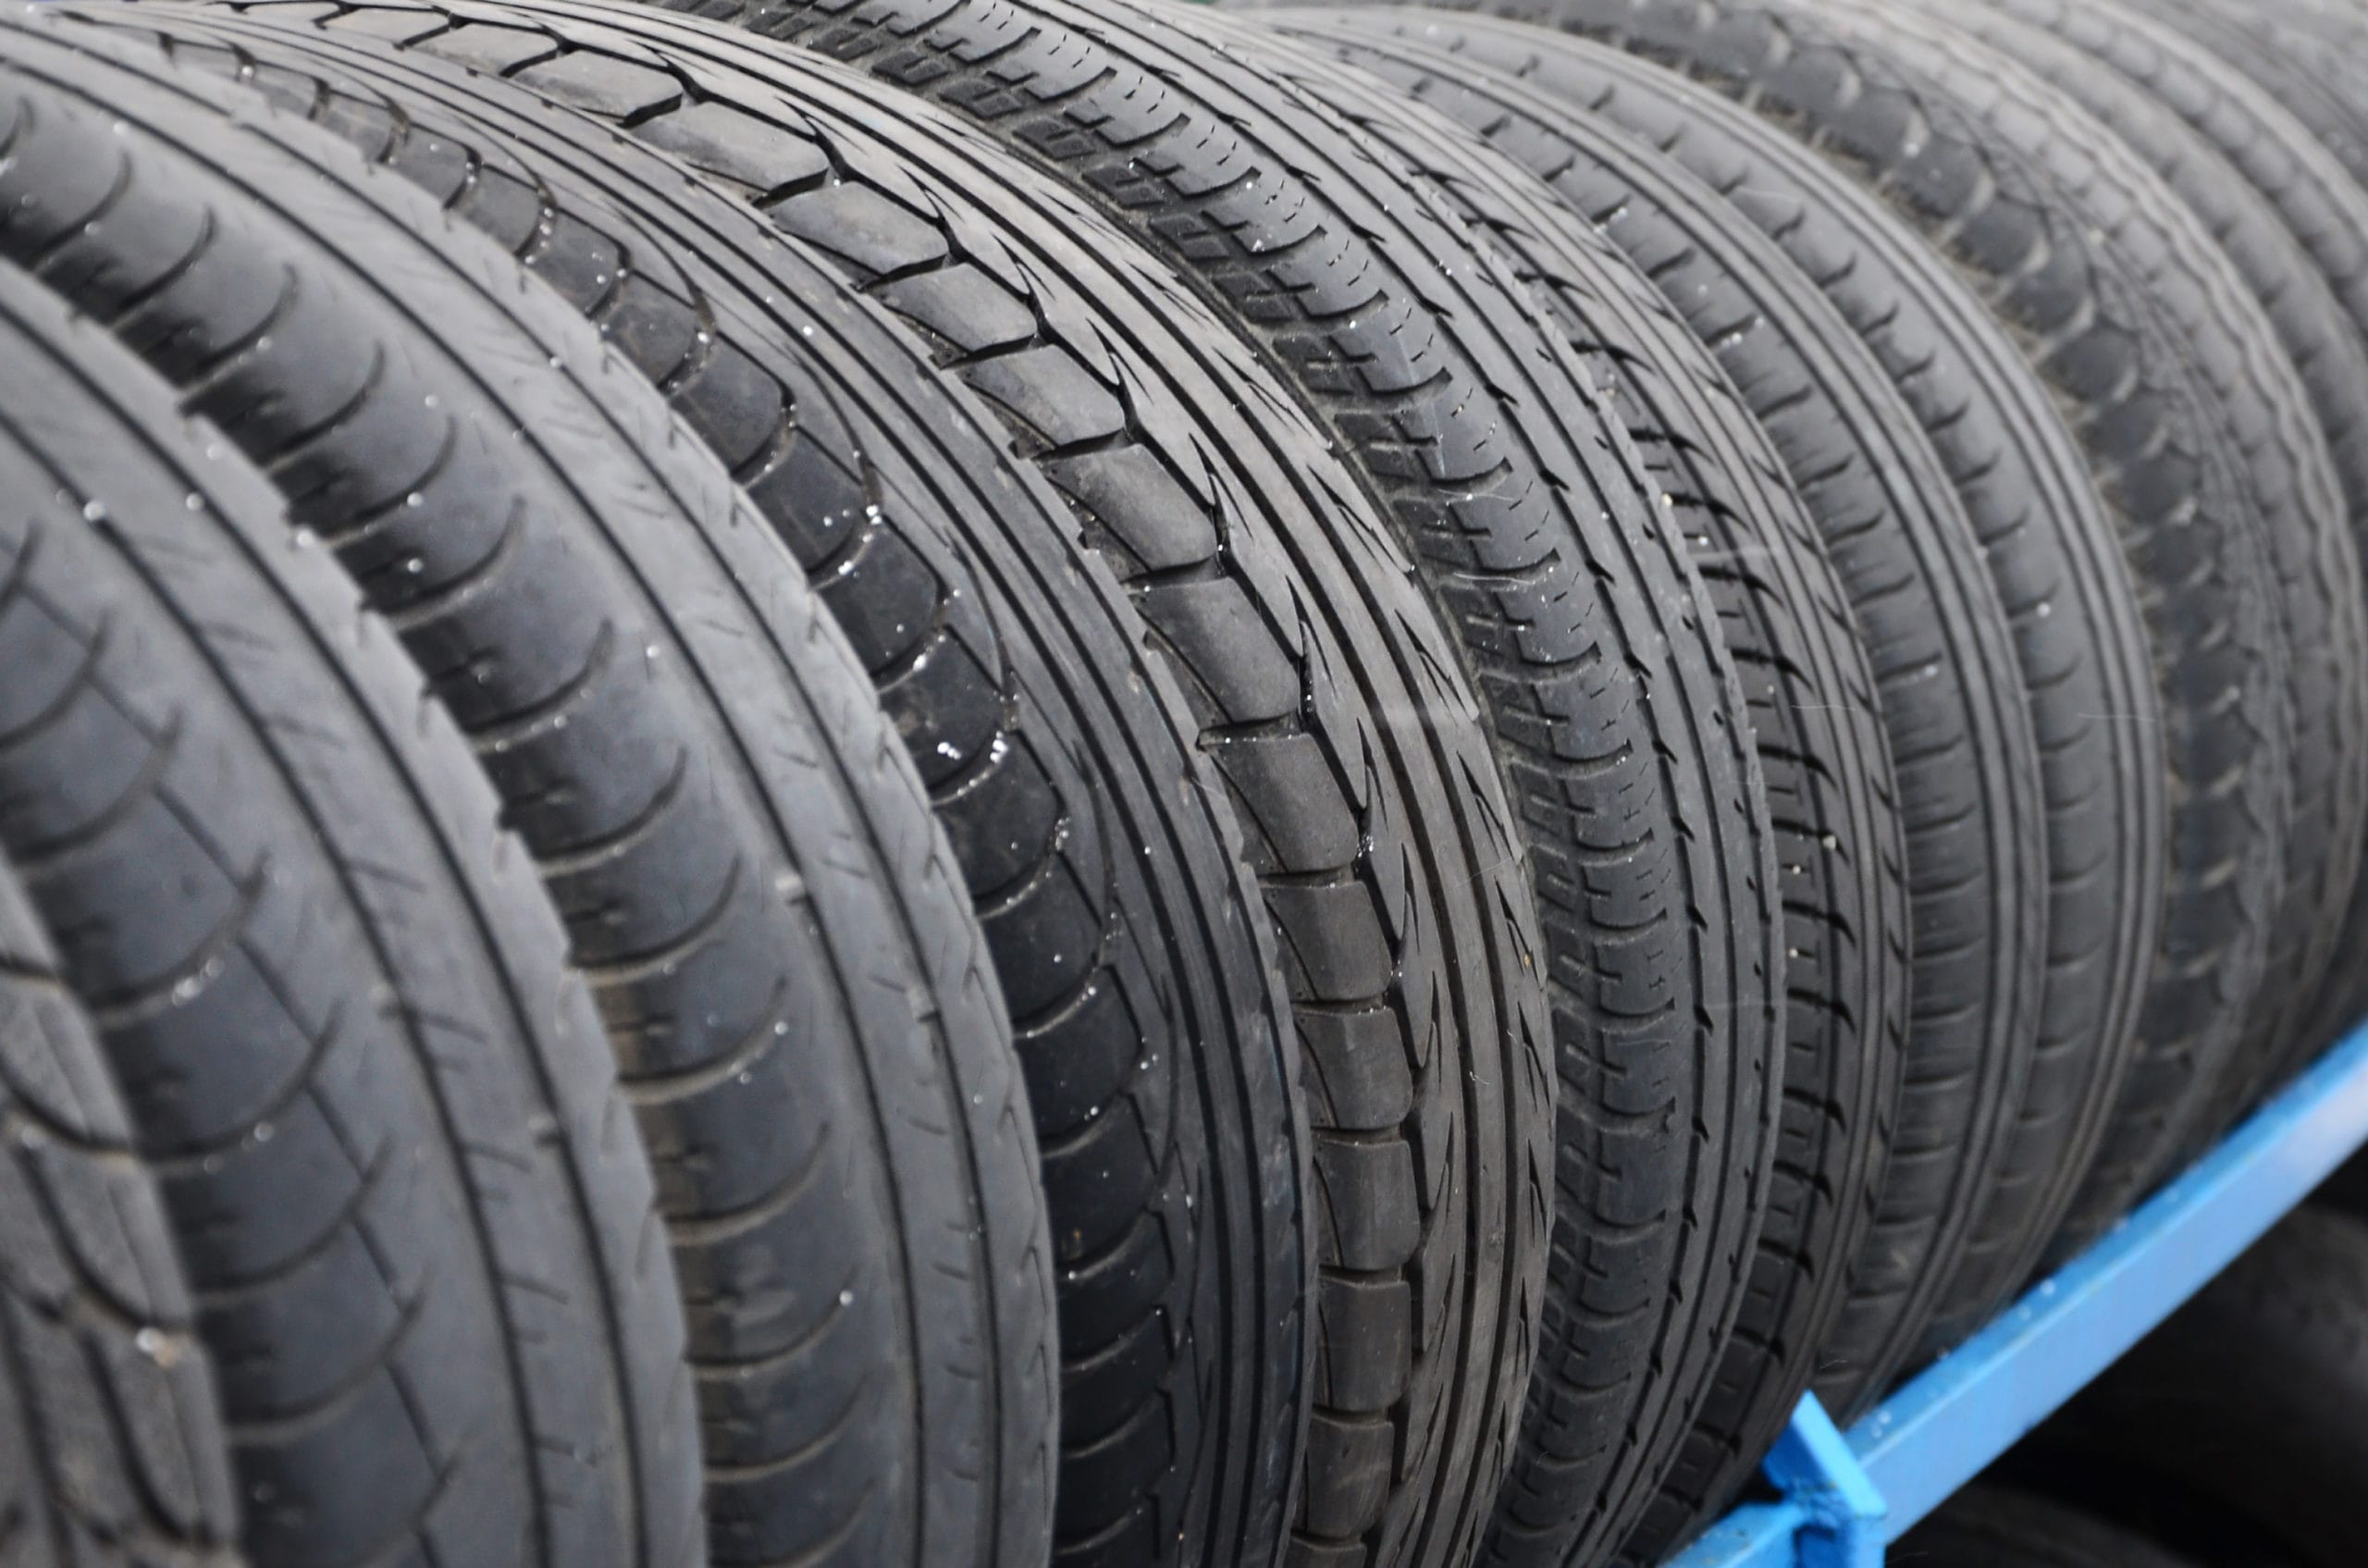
1352, 10, 2162, 1416
1904, 0, 2368, 1163
0, 857, 242, 1568
0, 74, 701, 1568
1900, 1485, 2202, 1568
43, 5, 1263, 1561
2125, 0, 2368, 193
0, 18, 1058, 1568
1478, 0, 2317, 1323
211, 6, 1549, 1567
1265, 15, 2073, 1546
512, 12, 1531, 1564
1239, 25, 1911, 1564
2112, 0, 2368, 1072
650, 3, 1789, 1562
1778, 0, 2358, 1262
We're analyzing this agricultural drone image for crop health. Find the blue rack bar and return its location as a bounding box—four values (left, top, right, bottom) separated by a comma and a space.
1672, 1017, 2368, 1568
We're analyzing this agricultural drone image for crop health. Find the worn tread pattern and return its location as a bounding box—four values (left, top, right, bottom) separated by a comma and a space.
2113, 0, 2368, 1070
1234, 27, 1910, 1566
1484, 0, 2321, 1326
1264, 15, 2078, 1546
1905, 0, 2368, 1163
2125, 0, 2368, 194
0, 80, 701, 1568
1771, 0, 2358, 1261
1350, 9, 2162, 1414
0, 856, 243, 1568
653, 3, 1790, 1563
0, 17, 1056, 1568
41, 5, 1276, 1562
200, 5, 1560, 1566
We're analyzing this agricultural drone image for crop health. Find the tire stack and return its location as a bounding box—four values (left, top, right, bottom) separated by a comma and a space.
0, 0, 2360, 1565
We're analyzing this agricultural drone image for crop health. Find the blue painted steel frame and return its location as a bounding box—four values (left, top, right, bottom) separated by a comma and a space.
1671, 1018, 2368, 1567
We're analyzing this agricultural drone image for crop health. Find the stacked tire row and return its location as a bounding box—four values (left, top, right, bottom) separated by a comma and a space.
0, 0, 2361, 1565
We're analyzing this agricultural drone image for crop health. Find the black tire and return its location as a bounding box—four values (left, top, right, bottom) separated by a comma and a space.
2123, 0, 2368, 196
2226, 0, 2368, 65
1346, 11, 2159, 1412
1902, 0, 2368, 1150
653, 3, 1788, 1563
0, 17, 1061, 1568
1265, 18, 2066, 1549
1898, 1485, 2203, 1568
1222, 24, 1917, 1562
2317, 1146, 2368, 1218
42, 6, 1300, 1562
201, 6, 1555, 1568
2040, 1206, 2368, 1568
0, 856, 241, 1568
1781, 0, 2361, 1257
1492, 0, 2323, 1301
2114, 0, 2368, 1063
0, 135, 701, 1568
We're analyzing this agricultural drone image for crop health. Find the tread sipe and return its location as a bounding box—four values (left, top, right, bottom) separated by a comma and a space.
2113, 0, 2368, 1062
174, 4, 1557, 1565
0, 852, 242, 1568
1207, 27, 1911, 1568
1895, 0, 2368, 1159
1775, 0, 2358, 1266
0, 114, 701, 1568
649, 1, 1790, 1562
39, 3, 1303, 1562
1485, 0, 2325, 1343
0, 14, 1062, 1567
2122, 0, 2368, 200
1265, 13, 2077, 1549
1349, 7, 2156, 1414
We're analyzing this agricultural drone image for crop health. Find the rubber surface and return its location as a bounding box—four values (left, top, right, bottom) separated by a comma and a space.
2114, 0, 2368, 1071
1255, 17, 1937, 1557
666, 5, 1790, 1563
0, 16, 1064, 1567
1486, 0, 2323, 1313
2041, 1205, 2368, 1568
1235, 38, 1908, 1568
2124, 0, 2368, 195
1897, 1485, 2201, 1568
0, 68, 704, 1568
46, 4, 1297, 1561
1901, 0, 2368, 1156
216, 6, 1560, 1566
1264, 12, 2078, 1545
657, 4, 1791, 1563
1779, 0, 2357, 1259
1332, 9, 2158, 1416
0, 850, 242, 1568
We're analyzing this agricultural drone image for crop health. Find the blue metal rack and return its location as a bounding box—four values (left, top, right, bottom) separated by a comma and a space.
1673, 1019, 2368, 1567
